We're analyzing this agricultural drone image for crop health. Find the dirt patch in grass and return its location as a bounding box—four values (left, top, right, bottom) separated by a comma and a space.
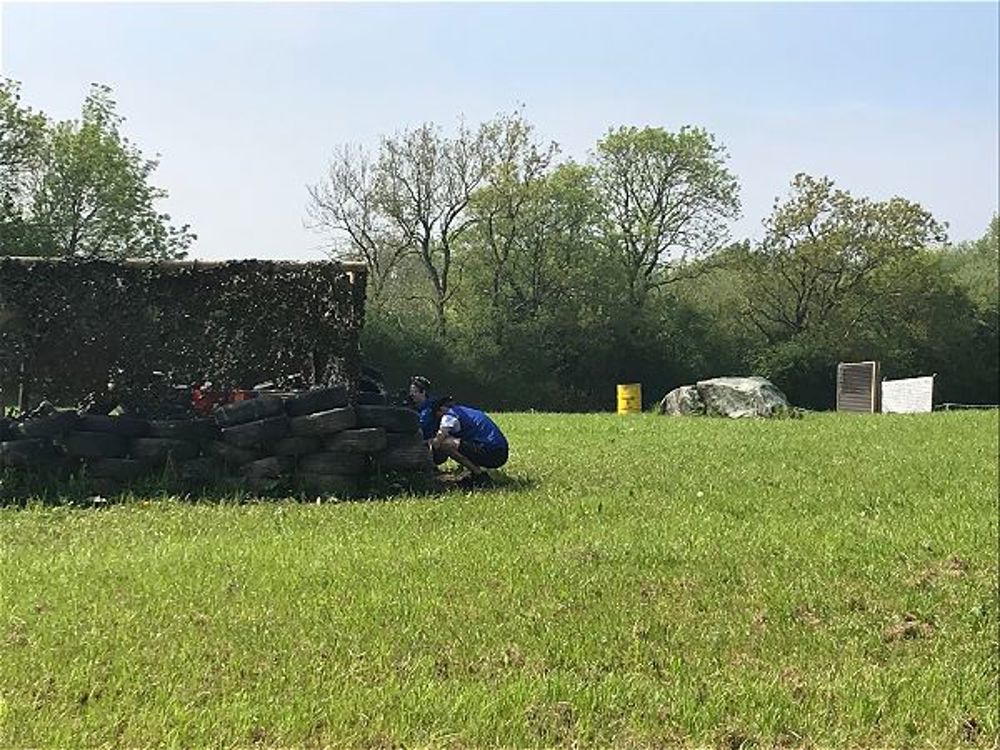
526, 700, 577, 745
960, 716, 982, 744
909, 556, 971, 587
882, 613, 935, 642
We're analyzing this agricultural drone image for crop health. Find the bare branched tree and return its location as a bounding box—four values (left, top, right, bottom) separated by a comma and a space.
306, 144, 411, 305
376, 120, 496, 337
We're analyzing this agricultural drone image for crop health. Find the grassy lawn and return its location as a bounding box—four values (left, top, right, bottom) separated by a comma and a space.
1, 412, 997, 748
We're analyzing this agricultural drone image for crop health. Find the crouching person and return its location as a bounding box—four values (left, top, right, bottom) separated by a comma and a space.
429, 396, 508, 488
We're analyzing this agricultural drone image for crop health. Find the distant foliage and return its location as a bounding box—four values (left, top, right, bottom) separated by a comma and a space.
314, 112, 995, 410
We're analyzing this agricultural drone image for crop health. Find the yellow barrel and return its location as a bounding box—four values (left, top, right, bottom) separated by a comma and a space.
616, 383, 642, 414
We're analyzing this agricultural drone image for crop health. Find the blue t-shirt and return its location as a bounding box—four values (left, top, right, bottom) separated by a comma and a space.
439, 404, 507, 451
417, 400, 436, 440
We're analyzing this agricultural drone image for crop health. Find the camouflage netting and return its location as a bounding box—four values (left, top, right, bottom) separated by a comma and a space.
0, 258, 367, 413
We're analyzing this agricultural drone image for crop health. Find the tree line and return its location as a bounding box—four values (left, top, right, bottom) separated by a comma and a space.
2, 81, 996, 410
307, 111, 997, 410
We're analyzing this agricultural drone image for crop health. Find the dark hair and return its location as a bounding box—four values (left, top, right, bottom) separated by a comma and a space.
410, 375, 431, 393
429, 395, 453, 414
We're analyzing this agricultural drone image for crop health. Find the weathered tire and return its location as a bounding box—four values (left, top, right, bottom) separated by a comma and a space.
0, 417, 13, 442
214, 396, 285, 428
285, 386, 349, 417
174, 457, 219, 484
290, 407, 356, 437
242, 456, 294, 480
386, 430, 424, 448
15, 411, 79, 439
0, 439, 56, 468
63, 431, 128, 459
354, 392, 387, 406
376, 433, 433, 472
354, 406, 419, 434
221, 416, 289, 448
297, 472, 359, 497
76, 414, 150, 438
298, 451, 368, 476
203, 440, 260, 466
324, 428, 387, 454
273, 436, 321, 457
86, 458, 149, 481
130, 438, 200, 462
148, 419, 218, 441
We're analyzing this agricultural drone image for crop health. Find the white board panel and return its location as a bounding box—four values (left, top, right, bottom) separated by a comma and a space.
881, 376, 934, 414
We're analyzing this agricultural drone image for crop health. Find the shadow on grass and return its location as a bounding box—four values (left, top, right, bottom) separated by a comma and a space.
0, 466, 537, 510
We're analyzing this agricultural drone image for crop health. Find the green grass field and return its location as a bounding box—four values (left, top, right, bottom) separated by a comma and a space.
1, 412, 997, 748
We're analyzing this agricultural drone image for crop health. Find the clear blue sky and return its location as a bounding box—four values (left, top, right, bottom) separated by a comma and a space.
3, 2, 997, 260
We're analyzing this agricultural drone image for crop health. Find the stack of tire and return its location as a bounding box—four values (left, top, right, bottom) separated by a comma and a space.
0, 410, 219, 494
213, 386, 433, 495
0, 411, 78, 476
0, 386, 434, 498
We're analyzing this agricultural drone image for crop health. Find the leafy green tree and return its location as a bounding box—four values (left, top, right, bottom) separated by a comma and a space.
942, 216, 999, 316
456, 160, 623, 407
591, 125, 740, 307
29, 84, 193, 259
741, 173, 946, 344
0, 79, 47, 256
937, 217, 999, 403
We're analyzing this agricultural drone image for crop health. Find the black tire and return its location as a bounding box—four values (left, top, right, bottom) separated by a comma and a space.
290, 407, 356, 437
175, 457, 219, 484
285, 386, 349, 417
386, 430, 424, 448
324, 428, 388, 454
296, 472, 359, 497
15, 411, 79, 439
130, 437, 200, 463
76, 414, 150, 438
0, 417, 13, 442
376, 433, 433, 472
221, 416, 290, 448
354, 405, 419, 434
353, 392, 387, 406
0, 439, 56, 468
203, 440, 260, 466
272, 436, 321, 457
297, 451, 368, 475
214, 396, 285, 428
148, 419, 218, 441
63, 431, 128, 459
242, 456, 294, 480
86, 458, 150, 481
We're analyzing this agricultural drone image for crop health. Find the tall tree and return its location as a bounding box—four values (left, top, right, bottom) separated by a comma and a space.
0, 79, 47, 255
306, 144, 410, 305
467, 114, 561, 344
30, 84, 193, 259
591, 125, 740, 307
741, 173, 947, 345
375, 119, 498, 338
942, 215, 999, 316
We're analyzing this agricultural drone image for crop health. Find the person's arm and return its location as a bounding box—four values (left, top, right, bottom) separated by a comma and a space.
435, 412, 460, 440
432, 412, 482, 474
